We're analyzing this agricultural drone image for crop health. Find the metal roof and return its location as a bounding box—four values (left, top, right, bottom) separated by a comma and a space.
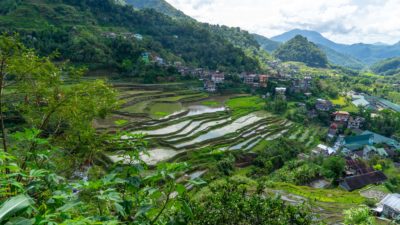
381, 194, 400, 212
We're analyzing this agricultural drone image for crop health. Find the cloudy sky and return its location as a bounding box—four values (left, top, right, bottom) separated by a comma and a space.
165, 0, 400, 44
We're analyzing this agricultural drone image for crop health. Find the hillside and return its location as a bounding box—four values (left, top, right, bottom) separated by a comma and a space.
123, 0, 270, 72
371, 57, 400, 76
318, 45, 365, 70
274, 35, 328, 68
0, 0, 260, 73
272, 29, 400, 65
252, 33, 281, 52
125, 0, 189, 19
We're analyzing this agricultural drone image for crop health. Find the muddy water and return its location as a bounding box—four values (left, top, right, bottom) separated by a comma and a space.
169, 118, 231, 142
186, 105, 226, 116
133, 120, 191, 136
175, 112, 267, 148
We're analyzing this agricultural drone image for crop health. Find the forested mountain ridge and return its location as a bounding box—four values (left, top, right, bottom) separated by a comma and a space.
371, 57, 400, 76
252, 33, 281, 52
0, 0, 260, 74
125, 0, 190, 19
274, 35, 328, 68
123, 0, 272, 71
272, 29, 400, 65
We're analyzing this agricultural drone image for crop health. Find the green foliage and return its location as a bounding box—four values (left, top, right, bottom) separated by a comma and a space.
226, 96, 265, 118
0, 35, 204, 224
253, 138, 304, 176
266, 182, 365, 204
192, 180, 313, 225
271, 160, 321, 185
274, 35, 328, 68
0, 0, 261, 74
253, 33, 281, 52
125, 0, 189, 19
322, 156, 345, 181
0, 195, 33, 223
266, 97, 288, 114
343, 207, 376, 225
371, 57, 400, 76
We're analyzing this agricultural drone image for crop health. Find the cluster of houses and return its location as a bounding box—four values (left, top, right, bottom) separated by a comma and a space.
102, 32, 143, 41
240, 73, 269, 89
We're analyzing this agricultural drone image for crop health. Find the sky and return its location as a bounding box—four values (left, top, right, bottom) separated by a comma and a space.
165, 0, 400, 45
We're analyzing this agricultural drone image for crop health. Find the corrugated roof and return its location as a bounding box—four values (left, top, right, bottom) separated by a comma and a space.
344, 134, 373, 145
352, 98, 370, 107
362, 130, 400, 150
381, 194, 400, 212
340, 171, 387, 191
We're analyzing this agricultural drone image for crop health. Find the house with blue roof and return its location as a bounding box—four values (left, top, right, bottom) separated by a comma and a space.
342, 130, 400, 154
343, 134, 373, 151
362, 131, 400, 150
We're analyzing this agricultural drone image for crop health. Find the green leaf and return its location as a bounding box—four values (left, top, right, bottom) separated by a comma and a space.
57, 201, 82, 212
135, 204, 153, 217
0, 195, 33, 222
114, 203, 127, 218
176, 184, 186, 196
5, 217, 33, 225
29, 169, 48, 178
188, 178, 207, 186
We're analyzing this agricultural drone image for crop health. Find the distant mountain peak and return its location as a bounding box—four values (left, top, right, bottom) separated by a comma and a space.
271, 29, 337, 47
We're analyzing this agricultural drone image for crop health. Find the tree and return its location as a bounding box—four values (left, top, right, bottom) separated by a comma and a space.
322, 156, 345, 182
343, 207, 376, 225
0, 35, 202, 224
274, 35, 328, 68
191, 180, 313, 225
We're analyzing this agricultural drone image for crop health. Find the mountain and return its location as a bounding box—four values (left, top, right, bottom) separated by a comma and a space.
252, 34, 280, 52
371, 57, 400, 76
317, 44, 365, 70
125, 0, 189, 19
274, 35, 328, 68
0, 0, 260, 73
272, 29, 400, 65
124, 0, 271, 72
272, 29, 343, 51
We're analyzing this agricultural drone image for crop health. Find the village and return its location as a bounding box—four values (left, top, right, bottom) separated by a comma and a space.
173, 61, 400, 221
98, 36, 400, 221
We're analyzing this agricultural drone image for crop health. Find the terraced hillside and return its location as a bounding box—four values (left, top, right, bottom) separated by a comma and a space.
98, 84, 322, 166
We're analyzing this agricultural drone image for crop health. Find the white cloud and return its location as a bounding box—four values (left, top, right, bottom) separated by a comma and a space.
165, 0, 400, 44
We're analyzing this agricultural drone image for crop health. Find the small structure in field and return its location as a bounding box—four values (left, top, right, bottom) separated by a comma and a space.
204, 80, 216, 92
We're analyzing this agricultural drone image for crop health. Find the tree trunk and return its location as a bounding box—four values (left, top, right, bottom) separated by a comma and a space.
0, 58, 8, 153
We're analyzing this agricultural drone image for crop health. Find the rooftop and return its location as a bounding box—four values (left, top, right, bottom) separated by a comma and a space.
380, 194, 400, 212
340, 171, 387, 191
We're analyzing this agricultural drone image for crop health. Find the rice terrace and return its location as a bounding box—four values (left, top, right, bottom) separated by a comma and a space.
95, 82, 323, 166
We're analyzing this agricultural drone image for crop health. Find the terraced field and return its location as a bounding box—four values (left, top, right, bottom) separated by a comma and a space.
98, 84, 322, 166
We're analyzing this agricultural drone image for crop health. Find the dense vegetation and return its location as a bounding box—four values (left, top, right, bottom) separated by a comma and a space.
0, 35, 315, 224
125, 0, 189, 19
272, 29, 400, 65
0, 0, 260, 74
252, 33, 281, 52
274, 35, 329, 68
371, 57, 400, 76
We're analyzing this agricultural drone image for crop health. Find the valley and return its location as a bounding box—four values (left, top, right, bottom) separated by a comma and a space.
1, 0, 400, 224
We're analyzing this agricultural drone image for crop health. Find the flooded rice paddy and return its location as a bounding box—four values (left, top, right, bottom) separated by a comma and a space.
98, 85, 322, 165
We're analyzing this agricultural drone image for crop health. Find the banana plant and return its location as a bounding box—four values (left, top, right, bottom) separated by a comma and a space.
0, 194, 33, 223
